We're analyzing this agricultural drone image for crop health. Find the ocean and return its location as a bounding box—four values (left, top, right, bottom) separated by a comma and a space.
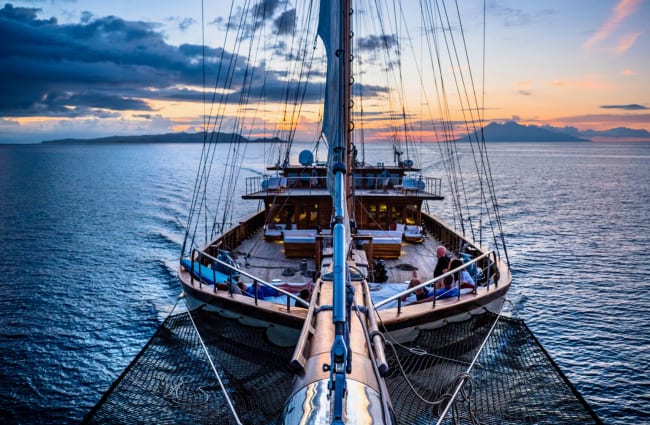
0, 141, 648, 424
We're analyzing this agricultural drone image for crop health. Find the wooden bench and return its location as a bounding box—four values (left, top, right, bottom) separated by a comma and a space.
356, 230, 403, 259
283, 229, 318, 257
263, 223, 286, 241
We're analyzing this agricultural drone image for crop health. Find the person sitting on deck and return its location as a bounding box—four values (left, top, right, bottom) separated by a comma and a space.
433, 246, 450, 288
447, 258, 476, 289
297, 288, 311, 307
432, 258, 475, 299
486, 263, 500, 285
400, 271, 433, 302
433, 275, 457, 299
237, 281, 280, 299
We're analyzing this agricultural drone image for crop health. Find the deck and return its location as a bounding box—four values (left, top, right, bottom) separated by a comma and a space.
229, 227, 445, 286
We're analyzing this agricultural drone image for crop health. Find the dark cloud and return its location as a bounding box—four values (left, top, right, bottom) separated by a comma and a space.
80, 11, 92, 24
357, 34, 398, 52
252, 0, 283, 22
356, 34, 400, 70
165, 16, 196, 32
353, 83, 389, 98
600, 104, 648, 110
241, 0, 288, 35
274, 8, 295, 35
0, 3, 390, 121
0, 3, 56, 25
0, 3, 268, 117
517, 90, 532, 96
178, 17, 196, 31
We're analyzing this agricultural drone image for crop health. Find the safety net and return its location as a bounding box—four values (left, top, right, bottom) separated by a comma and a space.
83, 310, 601, 424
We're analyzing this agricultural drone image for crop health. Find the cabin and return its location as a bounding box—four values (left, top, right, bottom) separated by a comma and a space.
242, 152, 444, 271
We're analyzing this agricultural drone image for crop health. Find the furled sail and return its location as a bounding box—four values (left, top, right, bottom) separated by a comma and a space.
317, 0, 345, 197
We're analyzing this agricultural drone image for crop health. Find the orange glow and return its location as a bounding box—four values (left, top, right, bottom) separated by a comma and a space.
615, 31, 644, 53
584, 0, 643, 49
548, 77, 613, 90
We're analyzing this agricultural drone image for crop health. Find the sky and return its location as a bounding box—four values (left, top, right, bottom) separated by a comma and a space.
0, 0, 648, 144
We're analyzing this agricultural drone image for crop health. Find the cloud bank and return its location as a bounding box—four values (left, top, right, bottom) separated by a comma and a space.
0, 2, 326, 120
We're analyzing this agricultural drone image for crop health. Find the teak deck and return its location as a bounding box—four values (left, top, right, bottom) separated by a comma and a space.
230, 228, 444, 286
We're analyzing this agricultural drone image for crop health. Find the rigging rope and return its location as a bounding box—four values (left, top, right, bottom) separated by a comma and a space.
183, 303, 243, 425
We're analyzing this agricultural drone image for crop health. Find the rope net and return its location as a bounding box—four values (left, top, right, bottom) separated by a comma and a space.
84, 311, 600, 424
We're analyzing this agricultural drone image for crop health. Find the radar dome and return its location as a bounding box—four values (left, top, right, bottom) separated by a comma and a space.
299, 150, 314, 166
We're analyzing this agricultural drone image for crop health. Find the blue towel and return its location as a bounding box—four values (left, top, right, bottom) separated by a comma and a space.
181, 259, 232, 286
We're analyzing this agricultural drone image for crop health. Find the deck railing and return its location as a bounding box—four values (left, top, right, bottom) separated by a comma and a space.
203, 210, 265, 254
187, 249, 309, 310
245, 175, 328, 195
374, 250, 498, 313
245, 175, 442, 197
352, 175, 442, 195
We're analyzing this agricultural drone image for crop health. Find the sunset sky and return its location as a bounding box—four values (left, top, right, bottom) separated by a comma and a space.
0, 0, 648, 143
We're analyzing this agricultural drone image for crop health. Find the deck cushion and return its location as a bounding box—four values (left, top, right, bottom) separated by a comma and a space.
181, 259, 233, 285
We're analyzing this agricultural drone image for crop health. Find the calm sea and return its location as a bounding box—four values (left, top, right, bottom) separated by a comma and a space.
0, 142, 648, 424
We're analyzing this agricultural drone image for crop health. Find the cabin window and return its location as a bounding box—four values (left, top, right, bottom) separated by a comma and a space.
390, 205, 402, 224
378, 203, 388, 227
298, 205, 308, 226
284, 205, 295, 225
405, 204, 419, 225
309, 203, 319, 226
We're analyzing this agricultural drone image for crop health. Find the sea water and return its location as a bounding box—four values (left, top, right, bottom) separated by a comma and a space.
0, 141, 648, 423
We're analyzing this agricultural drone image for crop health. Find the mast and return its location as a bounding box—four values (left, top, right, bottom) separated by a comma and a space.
328, 1, 352, 423
342, 0, 352, 198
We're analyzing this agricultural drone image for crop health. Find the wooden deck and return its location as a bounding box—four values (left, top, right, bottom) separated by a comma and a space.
379, 237, 442, 283
227, 227, 446, 285
231, 229, 318, 284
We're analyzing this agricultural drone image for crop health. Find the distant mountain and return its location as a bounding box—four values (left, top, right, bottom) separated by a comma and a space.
456, 121, 590, 142
41, 132, 285, 144
42, 123, 649, 144
577, 127, 650, 139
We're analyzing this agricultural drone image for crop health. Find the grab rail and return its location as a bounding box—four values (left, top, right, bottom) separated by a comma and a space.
374, 250, 496, 310
188, 249, 309, 309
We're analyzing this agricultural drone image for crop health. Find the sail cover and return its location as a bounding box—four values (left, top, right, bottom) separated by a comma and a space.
318, 0, 344, 197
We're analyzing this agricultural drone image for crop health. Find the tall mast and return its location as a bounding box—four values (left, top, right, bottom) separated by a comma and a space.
342, 0, 352, 197
328, 1, 352, 423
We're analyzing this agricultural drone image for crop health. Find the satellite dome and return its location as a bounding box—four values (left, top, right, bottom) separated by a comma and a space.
299, 150, 314, 166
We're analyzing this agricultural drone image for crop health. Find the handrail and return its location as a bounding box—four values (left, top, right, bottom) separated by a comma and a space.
374, 250, 495, 309
189, 249, 310, 308
362, 280, 389, 376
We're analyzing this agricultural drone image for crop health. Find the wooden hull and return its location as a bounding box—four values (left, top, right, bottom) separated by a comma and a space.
179, 210, 511, 338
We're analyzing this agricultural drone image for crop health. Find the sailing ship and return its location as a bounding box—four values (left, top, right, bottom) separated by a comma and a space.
178, 0, 510, 423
